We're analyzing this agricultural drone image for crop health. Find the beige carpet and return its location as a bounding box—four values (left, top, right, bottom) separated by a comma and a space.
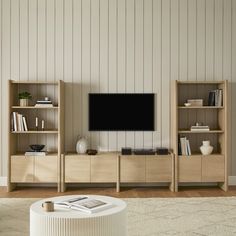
1, 197, 236, 236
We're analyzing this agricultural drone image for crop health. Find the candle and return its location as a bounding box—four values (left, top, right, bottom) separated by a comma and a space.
36, 117, 38, 127
42, 120, 45, 130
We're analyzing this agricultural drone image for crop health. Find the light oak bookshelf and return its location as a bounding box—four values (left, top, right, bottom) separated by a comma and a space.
8, 80, 64, 192
171, 80, 228, 192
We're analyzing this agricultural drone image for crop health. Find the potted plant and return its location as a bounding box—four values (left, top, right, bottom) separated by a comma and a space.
18, 91, 32, 106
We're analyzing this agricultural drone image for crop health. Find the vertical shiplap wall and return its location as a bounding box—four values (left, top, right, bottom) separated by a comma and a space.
0, 0, 236, 177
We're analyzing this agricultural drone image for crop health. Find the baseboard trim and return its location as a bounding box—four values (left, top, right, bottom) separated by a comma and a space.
0, 177, 7, 186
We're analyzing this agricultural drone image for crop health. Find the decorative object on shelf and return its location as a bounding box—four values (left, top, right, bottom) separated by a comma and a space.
184, 103, 191, 107
87, 149, 98, 155
36, 117, 38, 130
42, 120, 45, 131
18, 91, 32, 106
200, 141, 213, 155
30, 144, 45, 152
191, 122, 210, 132
35, 97, 53, 107
156, 148, 169, 155
121, 147, 132, 155
76, 136, 88, 154
187, 99, 203, 106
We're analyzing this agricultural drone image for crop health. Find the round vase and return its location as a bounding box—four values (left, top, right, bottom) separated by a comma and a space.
76, 136, 88, 154
20, 99, 29, 107
200, 140, 213, 155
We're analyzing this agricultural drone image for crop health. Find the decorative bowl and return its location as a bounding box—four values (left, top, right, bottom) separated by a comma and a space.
184, 103, 191, 107
30, 144, 45, 152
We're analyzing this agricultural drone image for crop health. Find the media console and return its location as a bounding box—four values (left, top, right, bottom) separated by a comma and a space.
61, 152, 174, 192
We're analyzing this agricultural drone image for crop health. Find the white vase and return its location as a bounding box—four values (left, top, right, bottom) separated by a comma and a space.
200, 140, 213, 155
76, 136, 88, 154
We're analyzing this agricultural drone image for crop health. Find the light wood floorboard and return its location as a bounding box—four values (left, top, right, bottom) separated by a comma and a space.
1, 186, 236, 198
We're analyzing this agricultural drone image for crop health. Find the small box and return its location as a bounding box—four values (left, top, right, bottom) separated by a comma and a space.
121, 147, 132, 155
156, 148, 169, 155
187, 99, 203, 106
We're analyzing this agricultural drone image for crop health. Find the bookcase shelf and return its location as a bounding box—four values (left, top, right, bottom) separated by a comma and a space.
171, 80, 228, 192
11, 130, 59, 134
178, 130, 224, 134
178, 106, 224, 109
8, 80, 64, 192
12, 106, 59, 109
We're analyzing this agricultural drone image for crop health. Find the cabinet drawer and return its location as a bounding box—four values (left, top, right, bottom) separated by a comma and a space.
120, 156, 146, 182
202, 156, 225, 182
179, 156, 201, 182
146, 156, 172, 182
65, 156, 91, 183
91, 156, 117, 182
34, 156, 58, 183
11, 156, 34, 182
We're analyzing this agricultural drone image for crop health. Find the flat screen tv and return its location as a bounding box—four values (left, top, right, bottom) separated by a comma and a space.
89, 93, 155, 131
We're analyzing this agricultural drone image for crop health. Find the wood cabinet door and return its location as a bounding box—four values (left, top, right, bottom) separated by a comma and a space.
146, 156, 172, 182
178, 156, 201, 182
65, 156, 91, 183
91, 156, 117, 182
120, 156, 146, 182
34, 156, 58, 183
202, 155, 225, 182
11, 156, 34, 182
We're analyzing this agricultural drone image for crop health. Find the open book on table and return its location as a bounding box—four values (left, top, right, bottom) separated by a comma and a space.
55, 196, 113, 214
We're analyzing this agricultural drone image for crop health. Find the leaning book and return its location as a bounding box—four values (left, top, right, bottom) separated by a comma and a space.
55, 196, 113, 214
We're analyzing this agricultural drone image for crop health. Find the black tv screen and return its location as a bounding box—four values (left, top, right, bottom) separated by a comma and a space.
89, 93, 155, 131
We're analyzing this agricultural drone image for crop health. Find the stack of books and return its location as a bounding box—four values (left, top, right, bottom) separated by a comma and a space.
187, 99, 203, 106
12, 112, 28, 131
179, 137, 191, 156
25, 151, 47, 156
208, 89, 223, 106
190, 125, 210, 132
35, 99, 53, 107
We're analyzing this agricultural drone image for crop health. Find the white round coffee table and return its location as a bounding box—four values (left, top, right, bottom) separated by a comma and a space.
30, 195, 127, 236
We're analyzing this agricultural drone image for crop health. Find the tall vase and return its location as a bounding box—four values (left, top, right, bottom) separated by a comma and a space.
76, 136, 88, 154
200, 140, 213, 155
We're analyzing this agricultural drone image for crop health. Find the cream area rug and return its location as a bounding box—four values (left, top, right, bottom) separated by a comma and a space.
1, 197, 236, 236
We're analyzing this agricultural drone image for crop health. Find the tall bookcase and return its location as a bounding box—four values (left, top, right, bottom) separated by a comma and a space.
172, 80, 228, 192
8, 80, 64, 192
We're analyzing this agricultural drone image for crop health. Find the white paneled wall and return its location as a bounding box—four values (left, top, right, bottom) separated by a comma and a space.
0, 0, 236, 177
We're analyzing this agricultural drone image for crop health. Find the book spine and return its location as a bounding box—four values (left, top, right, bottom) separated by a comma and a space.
21, 115, 24, 131
218, 89, 223, 106
17, 113, 21, 131
180, 137, 187, 156
13, 112, 18, 131
186, 140, 191, 156
22, 116, 28, 131
208, 91, 215, 106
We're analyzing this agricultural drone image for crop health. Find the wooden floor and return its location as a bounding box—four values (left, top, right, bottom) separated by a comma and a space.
1, 186, 236, 198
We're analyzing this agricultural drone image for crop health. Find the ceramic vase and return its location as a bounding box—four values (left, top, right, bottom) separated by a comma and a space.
200, 140, 213, 155
76, 136, 88, 154
19, 99, 29, 107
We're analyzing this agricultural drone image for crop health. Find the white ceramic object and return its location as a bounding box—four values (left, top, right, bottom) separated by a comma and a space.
76, 136, 88, 154
20, 99, 29, 106
200, 140, 213, 155
184, 103, 191, 107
